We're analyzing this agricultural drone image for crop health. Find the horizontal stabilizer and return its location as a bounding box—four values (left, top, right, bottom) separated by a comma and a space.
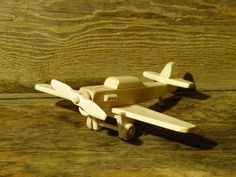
143, 71, 194, 89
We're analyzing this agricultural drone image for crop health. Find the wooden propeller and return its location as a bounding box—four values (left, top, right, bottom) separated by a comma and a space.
51, 79, 107, 120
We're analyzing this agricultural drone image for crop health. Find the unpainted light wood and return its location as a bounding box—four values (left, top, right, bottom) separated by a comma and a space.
143, 62, 194, 88
50, 79, 107, 120
143, 71, 194, 88
115, 113, 135, 141
112, 105, 195, 133
35, 84, 62, 98
0, 0, 236, 92
104, 76, 144, 89
35, 78, 179, 140
0, 91, 235, 176
159, 62, 174, 78
35, 62, 196, 140
81, 82, 176, 108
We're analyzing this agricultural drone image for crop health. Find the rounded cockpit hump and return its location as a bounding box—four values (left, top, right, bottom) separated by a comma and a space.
104, 76, 144, 89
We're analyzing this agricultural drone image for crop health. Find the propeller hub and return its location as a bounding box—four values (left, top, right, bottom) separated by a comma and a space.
73, 97, 80, 104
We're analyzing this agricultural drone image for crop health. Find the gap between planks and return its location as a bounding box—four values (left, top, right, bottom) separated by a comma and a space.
0, 90, 236, 100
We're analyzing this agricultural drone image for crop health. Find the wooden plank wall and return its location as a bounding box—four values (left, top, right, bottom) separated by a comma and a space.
0, 0, 235, 92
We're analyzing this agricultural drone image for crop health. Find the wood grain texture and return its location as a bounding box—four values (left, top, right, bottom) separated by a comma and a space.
0, 91, 235, 176
0, 0, 236, 92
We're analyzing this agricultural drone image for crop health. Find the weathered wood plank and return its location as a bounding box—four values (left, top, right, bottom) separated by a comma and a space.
0, 91, 235, 176
0, 0, 236, 92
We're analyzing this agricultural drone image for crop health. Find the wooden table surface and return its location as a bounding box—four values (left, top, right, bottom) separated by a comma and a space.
0, 1, 235, 176
0, 91, 235, 177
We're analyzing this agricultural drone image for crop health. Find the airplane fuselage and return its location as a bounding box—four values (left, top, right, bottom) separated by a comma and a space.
80, 81, 176, 108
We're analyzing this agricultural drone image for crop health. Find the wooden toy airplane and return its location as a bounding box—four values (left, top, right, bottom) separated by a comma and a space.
35, 62, 196, 141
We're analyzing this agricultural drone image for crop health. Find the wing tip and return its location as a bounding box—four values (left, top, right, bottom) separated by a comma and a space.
178, 124, 196, 133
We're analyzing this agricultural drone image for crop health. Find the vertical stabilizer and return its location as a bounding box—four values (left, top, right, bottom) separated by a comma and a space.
160, 62, 175, 79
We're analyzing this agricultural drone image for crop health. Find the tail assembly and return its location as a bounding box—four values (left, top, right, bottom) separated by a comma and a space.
143, 62, 194, 89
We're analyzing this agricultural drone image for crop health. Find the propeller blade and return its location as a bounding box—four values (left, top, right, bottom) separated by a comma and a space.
77, 96, 107, 120
51, 79, 107, 120
51, 79, 79, 103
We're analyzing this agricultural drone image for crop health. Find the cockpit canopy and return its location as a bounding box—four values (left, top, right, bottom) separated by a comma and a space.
104, 76, 144, 89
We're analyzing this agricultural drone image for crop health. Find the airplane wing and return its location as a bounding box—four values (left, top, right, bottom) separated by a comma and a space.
112, 105, 195, 133
35, 84, 65, 98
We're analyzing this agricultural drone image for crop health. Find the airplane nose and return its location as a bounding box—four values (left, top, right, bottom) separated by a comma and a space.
78, 90, 91, 100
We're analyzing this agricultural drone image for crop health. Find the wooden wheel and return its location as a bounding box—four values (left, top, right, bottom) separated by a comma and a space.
122, 123, 136, 141
86, 116, 102, 131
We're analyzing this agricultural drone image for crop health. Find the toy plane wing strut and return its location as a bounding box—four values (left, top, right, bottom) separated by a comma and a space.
112, 105, 195, 133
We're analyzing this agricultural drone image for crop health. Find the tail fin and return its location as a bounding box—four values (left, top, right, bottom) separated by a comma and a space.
143, 62, 194, 89
160, 62, 175, 79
